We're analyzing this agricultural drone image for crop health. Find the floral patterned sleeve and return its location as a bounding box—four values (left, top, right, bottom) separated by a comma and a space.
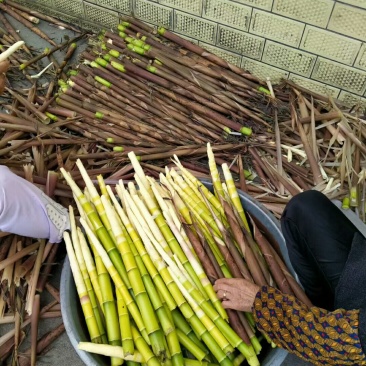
253, 286, 366, 365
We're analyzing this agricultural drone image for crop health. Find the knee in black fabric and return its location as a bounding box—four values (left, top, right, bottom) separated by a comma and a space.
282, 190, 326, 223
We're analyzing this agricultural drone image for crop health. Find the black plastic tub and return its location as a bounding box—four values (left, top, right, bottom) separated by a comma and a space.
60, 182, 297, 365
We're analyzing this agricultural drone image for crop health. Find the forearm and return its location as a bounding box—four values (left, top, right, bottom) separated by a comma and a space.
0, 166, 69, 242
253, 286, 366, 365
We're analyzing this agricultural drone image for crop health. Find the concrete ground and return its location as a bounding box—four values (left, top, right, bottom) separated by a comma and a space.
0, 12, 312, 366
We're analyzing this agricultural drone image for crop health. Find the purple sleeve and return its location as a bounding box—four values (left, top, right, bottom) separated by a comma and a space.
0, 166, 70, 243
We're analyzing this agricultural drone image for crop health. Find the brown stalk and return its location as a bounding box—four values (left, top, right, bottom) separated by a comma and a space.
138, 144, 245, 162
44, 282, 60, 303
0, 242, 40, 271
183, 223, 219, 283
79, 64, 212, 141
0, 331, 25, 363
338, 121, 366, 154
0, 300, 58, 347
0, 3, 57, 46
237, 155, 248, 193
248, 147, 280, 191
264, 160, 302, 197
8, 5, 39, 24
267, 244, 313, 307
18, 323, 65, 366
31, 294, 40, 366
5, 1, 81, 33
296, 117, 323, 185
227, 309, 251, 344
250, 217, 294, 295
0, 235, 13, 261
25, 240, 45, 315
222, 200, 268, 286
191, 218, 224, 279
0, 12, 32, 55
36, 243, 59, 292
5, 89, 51, 124
157, 27, 261, 85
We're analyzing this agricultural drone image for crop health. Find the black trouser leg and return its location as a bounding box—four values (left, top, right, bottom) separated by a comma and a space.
280, 190, 359, 310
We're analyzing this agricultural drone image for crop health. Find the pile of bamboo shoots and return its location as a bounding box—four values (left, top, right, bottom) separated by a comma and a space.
1, 7, 366, 222
61, 144, 310, 366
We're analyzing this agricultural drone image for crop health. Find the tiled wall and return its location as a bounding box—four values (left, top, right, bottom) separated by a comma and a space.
15, 0, 366, 107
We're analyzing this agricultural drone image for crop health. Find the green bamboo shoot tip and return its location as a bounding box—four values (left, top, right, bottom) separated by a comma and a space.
158, 27, 166, 35
45, 112, 58, 121
350, 186, 358, 207
258, 86, 271, 95
106, 138, 115, 143
342, 196, 350, 210
68, 70, 78, 76
90, 61, 100, 68
223, 127, 231, 134
95, 57, 108, 68
125, 36, 134, 43
95, 76, 111, 88
154, 59, 163, 66
132, 39, 145, 48
113, 146, 124, 152
109, 49, 120, 58
128, 44, 145, 55
111, 61, 126, 73
118, 32, 127, 39
240, 127, 252, 136
95, 111, 104, 119
147, 65, 157, 73
121, 21, 130, 27
103, 54, 112, 62
117, 24, 126, 32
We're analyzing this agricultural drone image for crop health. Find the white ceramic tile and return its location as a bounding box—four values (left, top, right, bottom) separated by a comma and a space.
83, 3, 119, 28
354, 44, 366, 71
217, 24, 265, 59
262, 41, 316, 77
241, 56, 289, 83
175, 32, 199, 44
289, 74, 340, 97
173, 10, 217, 44
312, 57, 366, 94
55, 0, 84, 17
157, 0, 202, 15
203, 0, 252, 30
338, 0, 366, 10
300, 26, 361, 65
200, 41, 242, 66
328, 3, 366, 41
273, 0, 334, 28
249, 9, 305, 47
134, 0, 172, 27
338, 90, 366, 109
87, 0, 131, 12
233, 0, 273, 11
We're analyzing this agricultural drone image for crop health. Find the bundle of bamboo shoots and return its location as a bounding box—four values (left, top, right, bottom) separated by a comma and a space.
60, 144, 310, 366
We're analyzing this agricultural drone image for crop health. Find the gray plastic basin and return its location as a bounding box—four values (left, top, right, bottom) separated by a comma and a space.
60, 182, 296, 365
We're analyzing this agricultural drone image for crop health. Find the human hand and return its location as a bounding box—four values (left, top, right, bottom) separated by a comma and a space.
213, 278, 261, 312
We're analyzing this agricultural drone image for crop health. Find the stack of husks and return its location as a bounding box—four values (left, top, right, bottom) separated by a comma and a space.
62, 145, 311, 366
